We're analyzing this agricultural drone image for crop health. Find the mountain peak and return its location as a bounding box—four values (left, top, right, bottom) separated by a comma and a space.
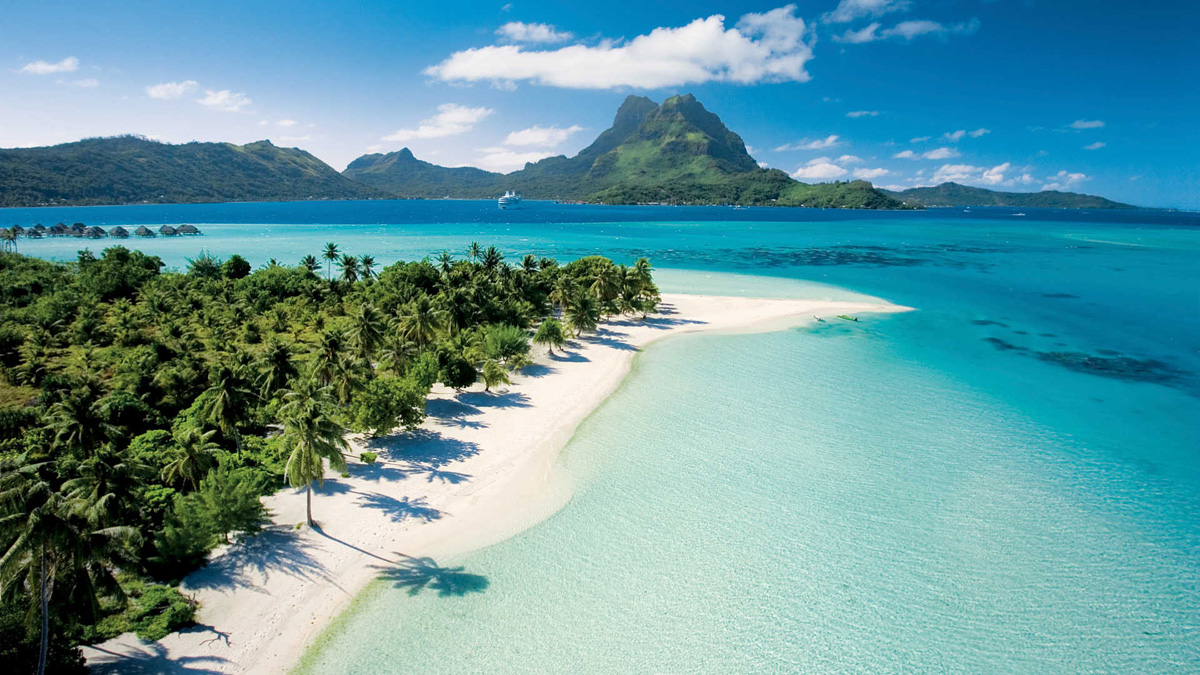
398, 147, 415, 160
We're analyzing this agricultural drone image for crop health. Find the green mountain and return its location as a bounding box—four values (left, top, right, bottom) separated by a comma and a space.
343, 94, 910, 209
0, 135, 384, 207
883, 182, 1135, 209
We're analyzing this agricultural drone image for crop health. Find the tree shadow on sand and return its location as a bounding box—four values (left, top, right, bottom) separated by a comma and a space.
458, 390, 531, 410
184, 526, 329, 592
424, 397, 487, 429
372, 555, 489, 597
366, 429, 481, 468
86, 630, 233, 674
353, 490, 443, 523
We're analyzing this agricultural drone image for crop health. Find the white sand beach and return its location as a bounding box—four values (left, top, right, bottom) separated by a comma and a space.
84, 293, 906, 674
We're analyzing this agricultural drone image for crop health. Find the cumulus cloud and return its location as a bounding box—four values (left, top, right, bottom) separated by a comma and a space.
146, 81, 198, 99
792, 156, 848, 180
475, 148, 557, 172
426, 5, 816, 89
846, 110, 879, 118
382, 103, 494, 142
824, 0, 911, 23
1083, 142, 1106, 150
776, 134, 841, 151
928, 162, 1035, 187
1043, 170, 1089, 191
909, 136, 930, 143
836, 18, 979, 43
20, 56, 79, 74
503, 124, 583, 147
197, 89, 252, 112
893, 149, 917, 159
836, 154, 863, 164
853, 167, 889, 179
496, 21, 573, 43
943, 128, 989, 141
1070, 119, 1104, 129
922, 147, 959, 159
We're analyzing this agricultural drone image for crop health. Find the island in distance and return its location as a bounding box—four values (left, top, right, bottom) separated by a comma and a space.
0, 93, 1132, 210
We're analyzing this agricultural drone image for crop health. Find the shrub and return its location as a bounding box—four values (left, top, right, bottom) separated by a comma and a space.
360, 451, 377, 464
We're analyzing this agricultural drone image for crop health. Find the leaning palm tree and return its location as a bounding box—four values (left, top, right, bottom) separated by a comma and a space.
278, 381, 349, 527
481, 359, 510, 392
339, 254, 359, 284
161, 427, 220, 491
322, 242, 340, 280
397, 295, 443, 347
0, 227, 17, 253
360, 255, 376, 281
299, 254, 319, 273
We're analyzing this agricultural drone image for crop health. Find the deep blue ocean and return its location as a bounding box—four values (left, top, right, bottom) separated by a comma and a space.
7, 200, 1199, 673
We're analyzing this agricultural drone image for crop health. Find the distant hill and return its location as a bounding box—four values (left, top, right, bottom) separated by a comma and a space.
883, 182, 1135, 209
343, 94, 910, 209
0, 136, 384, 207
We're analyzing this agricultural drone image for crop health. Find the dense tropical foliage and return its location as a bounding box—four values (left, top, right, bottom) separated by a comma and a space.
0, 242, 657, 671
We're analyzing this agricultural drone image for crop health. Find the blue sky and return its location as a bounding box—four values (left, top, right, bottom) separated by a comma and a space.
1, 0, 1196, 208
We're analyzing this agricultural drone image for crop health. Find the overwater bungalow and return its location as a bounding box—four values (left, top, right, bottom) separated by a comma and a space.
135, 226, 156, 237
110, 226, 130, 238
177, 224, 201, 235
26, 230, 43, 239
32, 223, 46, 234
68, 223, 86, 237
11, 225, 24, 236
86, 226, 107, 238
47, 224, 67, 236
159, 225, 178, 236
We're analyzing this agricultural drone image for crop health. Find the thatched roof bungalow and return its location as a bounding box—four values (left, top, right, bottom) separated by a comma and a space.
33, 224, 46, 233
109, 226, 130, 238
135, 226, 156, 237
177, 224, 201, 235
68, 223, 86, 237
47, 224, 67, 236
85, 226, 107, 238
159, 225, 178, 236
26, 230, 43, 239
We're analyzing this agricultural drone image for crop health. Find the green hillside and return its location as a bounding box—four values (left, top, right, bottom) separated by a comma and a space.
0, 136, 384, 207
884, 182, 1134, 209
342, 94, 911, 209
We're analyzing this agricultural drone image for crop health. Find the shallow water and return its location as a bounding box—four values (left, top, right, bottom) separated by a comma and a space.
8, 200, 1200, 672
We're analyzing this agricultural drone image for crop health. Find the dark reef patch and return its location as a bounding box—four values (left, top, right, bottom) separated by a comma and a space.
982, 337, 1191, 389
971, 319, 1008, 327
1042, 292, 1080, 299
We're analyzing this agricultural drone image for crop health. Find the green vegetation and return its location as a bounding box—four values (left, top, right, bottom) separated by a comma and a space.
0, 136, 383, 207
882, 182, 1135, 209
342, 94, 912, 209
0, 243, 658, 671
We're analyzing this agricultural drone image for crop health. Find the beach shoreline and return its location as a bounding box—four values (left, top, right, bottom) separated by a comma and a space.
84, 292, 908, 674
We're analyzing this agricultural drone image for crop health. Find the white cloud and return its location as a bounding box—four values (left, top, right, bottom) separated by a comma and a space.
1043, 170, 1089, 191
501, 3, 513, 11
382, 103, 494, 142
969, 128, 990, 138
846, 110, 879, 118
836, 154, 863, 164
68, 78, 98, 87
1070, 119, 1104, 129
1083, 141, 1106, 150
824, 0, 911, 24
146, 81, 198, 99
792, 157, 848, 180
893, 149, 917, 159
836, 18, 979, 43
943, 128, 989, 141
853, 167, 889, 179
928, 162, 1035, 187
932, 163, 982, 183
427, 5, 816, 89
475, 148, 556, 172
776, 134, 841, 151
496, 21, 573, 43
503, 124, 583, 147
922, 147, 959, 159
276, 119, 298, 127
909, 136, 930, 143
20, 56, 79, 75
197, 89, 252, 112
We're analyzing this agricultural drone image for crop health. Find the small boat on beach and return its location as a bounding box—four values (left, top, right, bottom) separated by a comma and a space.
837, 315, 859, 322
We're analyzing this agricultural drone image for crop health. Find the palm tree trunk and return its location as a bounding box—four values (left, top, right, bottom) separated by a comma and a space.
37, 544, 48, 675
306, 482, 313, 526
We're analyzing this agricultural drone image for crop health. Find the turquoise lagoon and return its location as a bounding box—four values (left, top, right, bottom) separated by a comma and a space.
8, 201, 1200, 672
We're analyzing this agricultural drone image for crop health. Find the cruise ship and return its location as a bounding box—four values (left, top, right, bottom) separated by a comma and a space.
498, 190, 522, 209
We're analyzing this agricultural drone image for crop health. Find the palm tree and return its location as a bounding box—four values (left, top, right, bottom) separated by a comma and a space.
482, 246, 504, 273
533, 318, 566, 355
258, 337, 298, 398
349, 302, 384, 362
200, 363, 254, 454
311, 329, 346, 387
161, 427, 220, 491
360, 255, 376, 281
466, 241, 482, 263
564, 292, 600, 336
339, 254, 360, 284
521, 254, 538, 274
278, 382, 349, 526
589, 264, 622, 303
299, 254, 319, 273
397, 295, 443, 347
0, 457, 138, 675
436, 251, 454, 276
481, 359, 510, 392
47, 379, 113, 458
322, 242, 340, 280
548, 275, 577, 315
1, 227, 17, 253
631, 257, 654, 291
63, 447, 149, 527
